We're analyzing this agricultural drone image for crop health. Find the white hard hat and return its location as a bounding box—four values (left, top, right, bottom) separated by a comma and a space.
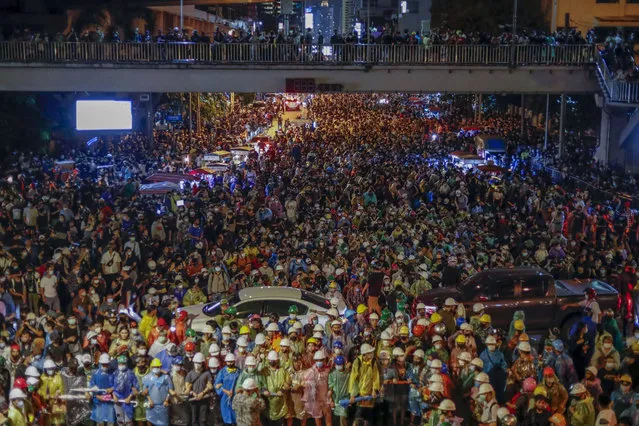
395, 311, 403, 318
293, 322, 303, 331
471, 358, 484, 368
99, 354, 111, 365
9, 388, 26, 400
193, 353, 205, 363
255, 333, 266, 345
242, 378, 257, 390
280, 338, 290, 347
444, 297, 457, 306
43, 359, 56, 370
381, 330, 392, 340
418, 263, 429, 271
459, 352, 472, 362
460, 323, 473, 332
439, 399, 456, 411
237, 336, 248, 347
378, 350, 390, 360
25, 366, 40, 378
475, 372, 489, 383
429, 374, 443, 383
313, 324, 324, 332
26, 377, 39, 386
224, 353, 236, 362
416, 303, 426, 310
478, 383, 494, 395
202, 325, 215, 334
331, 319, 342, 327
369, 313, 379, 320
413, 349, 425, 358
330, 297, 339, 307
428, 382, 444, 393
432, 335, 443, 343
313, 350, 326, 360
267, 350, 279, 361
430, 359, 442, 368
313, 331, 323, 339
209, 343, 220, 356
571, 383, 587, 395
266, 323, 279, 332
360, 343, 375, 355
497, 407, 511, 420
327, 308, 339, 317
485, 336, 497, 345
221, 325, 232, 334
208, 357, 220, 368
392, 347, 405, 357
245, 356, 257, 366
518, 341, 531, 352
473, 303, 485, 313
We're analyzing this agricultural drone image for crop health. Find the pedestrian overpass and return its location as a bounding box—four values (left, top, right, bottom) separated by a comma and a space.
1, 41, 639, 170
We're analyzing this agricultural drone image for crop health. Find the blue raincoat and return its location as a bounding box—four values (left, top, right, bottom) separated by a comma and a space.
113, 369, 139, 420
143, 373, 174, 426
90, 368, 116, 423
215, 366, 241, 424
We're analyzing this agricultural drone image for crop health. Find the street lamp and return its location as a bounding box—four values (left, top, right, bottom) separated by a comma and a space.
180, 0, 184, 31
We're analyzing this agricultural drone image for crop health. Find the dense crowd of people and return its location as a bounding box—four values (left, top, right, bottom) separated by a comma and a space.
4, 25, 594, 47
0, 93, 637, 426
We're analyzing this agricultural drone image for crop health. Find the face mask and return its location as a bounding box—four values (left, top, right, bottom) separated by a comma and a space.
434, 343, 443, 350
194, 363, 203, 371
27, 385, 36, 392
478, 395, 486, 403
46, 369, 54, 376
138, 349, 147, 356
68, 319, 76, 326
487, 345, 496, 352
101, 366, 109, 372
153, 368, 161, 375
312, 318, 318, 325
336, 365, 344, 371
605, 362, 615, 369
91, 338, 98, 345
95, 327, 101, 334
118, 365, 127, 371
315, 361, 324, 368
15, 400, 24, 408
210, 368, 218, 374
158, 337, 168, 344
603, 343, 612, 350
238, 347, 245, 353
107, 299, 113, 304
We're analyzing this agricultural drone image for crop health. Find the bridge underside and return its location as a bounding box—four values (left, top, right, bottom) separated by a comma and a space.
0, 63, 598, 93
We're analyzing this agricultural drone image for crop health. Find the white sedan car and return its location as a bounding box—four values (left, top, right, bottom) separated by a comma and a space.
178, 287, 345, 332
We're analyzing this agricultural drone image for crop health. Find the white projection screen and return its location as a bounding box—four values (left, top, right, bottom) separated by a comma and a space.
76, 100, 133, 131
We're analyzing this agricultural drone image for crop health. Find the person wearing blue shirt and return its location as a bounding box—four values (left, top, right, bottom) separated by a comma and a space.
480, 336, 508, 404
215, 354, 241, 425
188, 219, 204, 247
155, 344, 179, 372
143, 358, 174, 426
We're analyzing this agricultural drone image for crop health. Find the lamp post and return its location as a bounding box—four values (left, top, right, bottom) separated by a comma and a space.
511, 0, 518, 67
180, 0, 184, 30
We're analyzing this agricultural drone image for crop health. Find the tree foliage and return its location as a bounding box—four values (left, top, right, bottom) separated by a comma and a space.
74, 2, 155, 39
431, 0, 548, 34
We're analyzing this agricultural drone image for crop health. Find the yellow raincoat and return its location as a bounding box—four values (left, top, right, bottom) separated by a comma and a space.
138, 312, 157, 341
265, 367, 291, 420
39, 372, 65, 425
348, 355, 381, 407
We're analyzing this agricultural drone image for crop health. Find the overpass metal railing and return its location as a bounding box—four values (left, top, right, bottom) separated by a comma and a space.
595, 48, 639, 104
0, 42, 595, 66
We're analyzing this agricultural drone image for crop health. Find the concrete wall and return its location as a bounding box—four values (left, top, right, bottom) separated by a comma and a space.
0, 63, 599, 93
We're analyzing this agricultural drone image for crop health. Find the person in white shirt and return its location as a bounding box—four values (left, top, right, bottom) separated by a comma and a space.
101, 244, 121, 293
39, 265, 60, 312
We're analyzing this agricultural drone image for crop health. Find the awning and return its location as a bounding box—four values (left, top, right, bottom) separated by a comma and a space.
476, 134, 506, 153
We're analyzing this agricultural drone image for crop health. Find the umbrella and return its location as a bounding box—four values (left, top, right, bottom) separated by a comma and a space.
139, 182, 180, 195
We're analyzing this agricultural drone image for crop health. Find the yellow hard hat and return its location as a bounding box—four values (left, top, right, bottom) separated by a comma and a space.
620, 374, 633, 384
399, 325, 409, 336
533, 386, 547, 397
514, 320, 525, 331
480, 314, 491, 324
455, 334, 466, 344
150, 358, 162, 368
519, 333, 529, 342
430, 313, 442, 324
394, 280, 403, 287
307, 337, 318, 344
239, 325, 250, 335
329, 281, 337, 289
356, 304, 368, 315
